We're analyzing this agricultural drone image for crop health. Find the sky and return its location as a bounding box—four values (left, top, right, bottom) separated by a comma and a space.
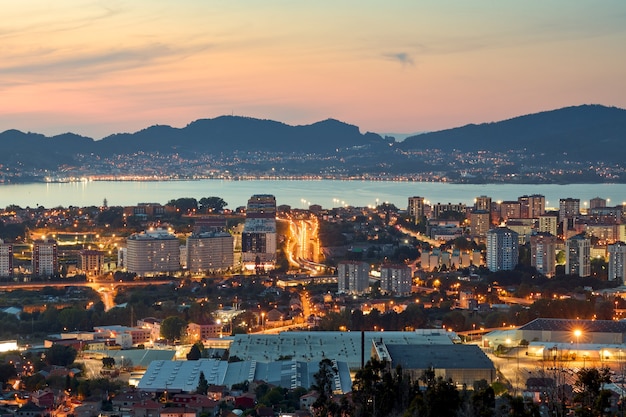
1, 1, 626, 139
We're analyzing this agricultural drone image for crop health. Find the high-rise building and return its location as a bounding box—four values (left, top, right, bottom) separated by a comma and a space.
408, 196, 425, 223
469, 210, 490, 237
337, 261, 369, 295
559, 198, 580, 222
590, 197, 607, 210
486, 227, 519, 272
499, 201, 521, 222
566, 234, 591, 277
0, 239, 12, 278
607, 242, 626, 283
380, 264, 412, 296
518, 195, 545, 219
530, 233, 558, 277
186, 232, 234, 273
475, 196, 492, 213
126, 229, 180, 275
242, 194, 277, 271
538, 214, 559, 236
32, 238, 58, 277
80, 249, 104, 277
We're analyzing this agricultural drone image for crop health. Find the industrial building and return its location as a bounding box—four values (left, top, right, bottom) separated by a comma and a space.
372, 341, 495, 386
137, 358, 353, 394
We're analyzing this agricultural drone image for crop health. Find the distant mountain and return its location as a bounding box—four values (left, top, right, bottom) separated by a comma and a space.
91, 116, 390, 156
398, 105, 626, 162
1, 105, 626, 183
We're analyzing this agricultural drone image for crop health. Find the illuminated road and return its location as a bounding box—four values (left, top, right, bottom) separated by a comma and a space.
281, 212, 322, 273
0, 279, 172, 311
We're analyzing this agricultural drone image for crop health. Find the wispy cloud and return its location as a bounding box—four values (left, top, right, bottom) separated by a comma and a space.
383, 52, 414, 66
0, 42, 213, 82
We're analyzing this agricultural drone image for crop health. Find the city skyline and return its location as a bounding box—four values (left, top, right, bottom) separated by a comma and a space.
2, 1, 626, 139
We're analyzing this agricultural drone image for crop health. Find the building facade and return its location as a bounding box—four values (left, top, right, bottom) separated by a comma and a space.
0, 239, 12, 278
186, 232, 234, 273
530, 233, 559, 277
608, 242, 626, 283
566, 234, 591, 277
486, 227, 519, 272
126, 229, 180, 276
337, 261, 369, 295
469, 210, 490, 237
80, 249, 104, 277
408, 196, 425, 223
32, 238, 58, 277
518, 194, 545, 219
380, 264, 412, 296
242, 195, 277, 271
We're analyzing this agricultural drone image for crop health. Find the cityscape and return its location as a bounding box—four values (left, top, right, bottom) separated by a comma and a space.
0, 191, 626, 416
2, 1, 626, 417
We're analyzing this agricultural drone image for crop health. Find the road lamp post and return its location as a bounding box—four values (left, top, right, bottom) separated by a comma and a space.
574, 329, 582, 363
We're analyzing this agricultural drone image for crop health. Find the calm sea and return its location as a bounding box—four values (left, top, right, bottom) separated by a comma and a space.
1, 180, 626, 210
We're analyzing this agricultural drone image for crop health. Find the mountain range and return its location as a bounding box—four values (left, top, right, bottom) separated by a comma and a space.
1, 104, 625, 182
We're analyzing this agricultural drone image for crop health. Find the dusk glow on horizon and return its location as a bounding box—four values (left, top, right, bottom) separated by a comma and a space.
1, 1, 625, 139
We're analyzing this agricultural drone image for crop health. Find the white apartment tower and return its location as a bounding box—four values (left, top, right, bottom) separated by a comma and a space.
337, 261, 370, 295
566, 234, 591, 277
486, 227, 519, 272
126, 229, 180, 276
380, 264, 412, 296
607, 242, 626, 283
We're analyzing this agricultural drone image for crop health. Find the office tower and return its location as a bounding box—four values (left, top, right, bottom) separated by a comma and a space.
408, 196, 425, 223
559, 198, 580, 222
32, 238, 58, 277
475, 195, 492, 213
242, 194, 277, 270
518, 194, 545, 219
486, 227, 519, 272
337, 261, 370, 294
566, 234, 591, 277
470, 210, 490, 237
126, 229, 180, 275
589, 197, 607, 209
539, 213, 559, 236
380, 264, 412, 296
530, 233, 558, 277
607, 242, 626, 283
186, 232, 234, 273
499, 201, 521, 222
80, 249, 104, 277
0, 239, 12, 278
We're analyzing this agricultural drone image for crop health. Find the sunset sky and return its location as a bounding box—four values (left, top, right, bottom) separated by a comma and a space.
2, 1, 625, 139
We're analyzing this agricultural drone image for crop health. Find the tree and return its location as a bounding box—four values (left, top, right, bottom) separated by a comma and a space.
573, 367, 612, 417
102, 357, 115, 369
167, 198, 198, 214
160, 316, 187, 343
0, 363, 16, 388
199, 197, 227, 213
187, 343, 203, 360
45, 344, 77, 366
196, 371, 209, 395
311, 358, 340, 417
